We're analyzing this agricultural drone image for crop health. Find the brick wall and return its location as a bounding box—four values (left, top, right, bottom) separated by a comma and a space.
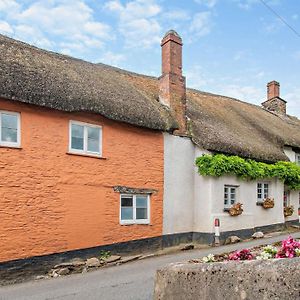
0, 98, 164, 262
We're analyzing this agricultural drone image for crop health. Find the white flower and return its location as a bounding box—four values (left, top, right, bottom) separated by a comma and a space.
295, 249, 300, 257
202, 254, 215, 263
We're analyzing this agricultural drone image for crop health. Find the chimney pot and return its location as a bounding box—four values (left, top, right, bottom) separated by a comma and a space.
267, 80, 280, 100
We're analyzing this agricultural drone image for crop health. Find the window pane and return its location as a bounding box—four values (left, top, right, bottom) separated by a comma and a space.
136, 196, 147, 208
1, 127, 17, 143
136, 208, 147, 219
230, 188, 235, 194
121, 197, 133, 207
121, 207, 133, 220
257, 183, 262, 189
87, 138, 100, 153
87, 127, 100, 153
71, 124, 84, 150
71, 137, 84, 150
2, 113, 17, 129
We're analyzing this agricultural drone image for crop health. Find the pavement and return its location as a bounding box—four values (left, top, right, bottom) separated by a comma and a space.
1, 231, 300, 300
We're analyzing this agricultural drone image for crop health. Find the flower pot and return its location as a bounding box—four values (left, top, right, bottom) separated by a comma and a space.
284, 206, 294, 217
228, 203, 243, 216
262, 198, 275, 209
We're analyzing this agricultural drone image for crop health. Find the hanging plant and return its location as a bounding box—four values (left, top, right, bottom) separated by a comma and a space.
262, 198, 275, 209
195, 154, 300, 190
228, 203, 243, 216
284, 205, 294, 217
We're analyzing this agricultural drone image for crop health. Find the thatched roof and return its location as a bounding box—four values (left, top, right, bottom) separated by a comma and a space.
187, 90, 300, 162
0, 34, 177, 131
1, 34, 300, 162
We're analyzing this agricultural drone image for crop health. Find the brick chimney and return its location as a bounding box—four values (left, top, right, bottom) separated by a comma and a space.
262, 81, 287, 114
159, 30, 186, 134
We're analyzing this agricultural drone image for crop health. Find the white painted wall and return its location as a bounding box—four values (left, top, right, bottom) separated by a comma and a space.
163, 134, 195, 235
284, 146, 297, 162
163, 133, 299, 237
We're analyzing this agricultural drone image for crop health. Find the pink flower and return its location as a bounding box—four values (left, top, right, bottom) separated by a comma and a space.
275, 236, 300, 259
229, 249, 254, 261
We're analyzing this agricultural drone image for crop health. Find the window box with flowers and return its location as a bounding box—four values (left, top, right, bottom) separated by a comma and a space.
228, 202, 243, 216
284, 205, 294, 217
262, 197, 275, 209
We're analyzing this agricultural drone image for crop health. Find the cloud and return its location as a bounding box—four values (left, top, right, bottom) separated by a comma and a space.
194, 0, 218, 8
0, 20, 13, 35
189, 11, 213, 38
98, 51, 126, 67
104, 0, 162, 48
163, 9, 191, 21
0, 0, 112, 58
233, 0, 281, 10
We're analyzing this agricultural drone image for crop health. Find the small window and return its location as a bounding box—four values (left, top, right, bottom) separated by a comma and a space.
224, 185, 237, 209
69, 121, 102, 156
257, 182, 269, 202
0, 111, 20, 147
120, 194, 150, 224
283, 190, 290, 207
296, 154, 300, 166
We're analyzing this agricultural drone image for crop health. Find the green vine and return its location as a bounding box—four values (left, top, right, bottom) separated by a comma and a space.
195, 154, 300, 190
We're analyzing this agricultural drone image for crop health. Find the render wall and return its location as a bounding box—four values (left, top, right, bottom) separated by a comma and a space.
163, 134, 195, 235
0, 98, 164, 263
163, 134, 298, 238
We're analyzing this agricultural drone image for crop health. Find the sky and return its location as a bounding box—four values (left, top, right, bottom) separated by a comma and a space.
0, 0, 299, 117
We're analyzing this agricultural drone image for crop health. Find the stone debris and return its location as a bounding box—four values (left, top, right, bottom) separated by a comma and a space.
180, 244, 195, 251
252, 232, 264, 239
54, 261, 85, 269
102, 255, 121, 264
119, 255, 142, 264
57, 268, 70, 276
225, 236, 241, 245
86, 257, 101, 268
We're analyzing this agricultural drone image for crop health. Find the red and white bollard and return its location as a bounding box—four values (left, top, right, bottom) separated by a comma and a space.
214, 218, 220, 246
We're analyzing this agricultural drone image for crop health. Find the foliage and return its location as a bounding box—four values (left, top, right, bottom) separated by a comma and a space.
99, 250, 111, 260
229, 249, 253, 261
202, 237, 300, 263
256, 245, 277, 260
195, 154, 300, 190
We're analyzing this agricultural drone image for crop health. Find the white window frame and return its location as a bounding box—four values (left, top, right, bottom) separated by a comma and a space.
120, 194, 150, 225
224, 185, 238, 209
257, 182, 270, 203
69, 120, 102, 157
0, 110, 21, 148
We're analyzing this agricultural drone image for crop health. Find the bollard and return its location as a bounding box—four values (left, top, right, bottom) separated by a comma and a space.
214, 218, 220, 246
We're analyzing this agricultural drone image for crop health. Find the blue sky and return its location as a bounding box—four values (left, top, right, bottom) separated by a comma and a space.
0, 0, 299, 117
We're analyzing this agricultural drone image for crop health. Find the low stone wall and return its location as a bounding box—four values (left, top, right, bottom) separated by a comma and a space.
154, 258, 300, 300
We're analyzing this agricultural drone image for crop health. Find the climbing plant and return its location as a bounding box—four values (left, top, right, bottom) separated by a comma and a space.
195, 154, 300, 190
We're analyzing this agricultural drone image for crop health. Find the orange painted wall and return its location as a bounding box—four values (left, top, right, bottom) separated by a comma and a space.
0, 98, 164, 263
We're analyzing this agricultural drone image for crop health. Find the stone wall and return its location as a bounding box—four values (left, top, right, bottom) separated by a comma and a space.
154, 258, 300, 300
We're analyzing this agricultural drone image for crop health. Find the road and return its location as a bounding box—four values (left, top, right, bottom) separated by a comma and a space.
1, 232, 300, 300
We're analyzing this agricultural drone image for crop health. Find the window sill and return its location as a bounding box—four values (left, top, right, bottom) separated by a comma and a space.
223, 208, 230, 212
256, 202, 264, 206
0, 144, 22, 150
67, 151, 107, 160
120, 222, 151, 226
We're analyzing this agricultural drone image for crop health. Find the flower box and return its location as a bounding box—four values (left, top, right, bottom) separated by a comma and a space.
262, 198, 275, 209
284, 205, 294, 217
228, 202, 243, 216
